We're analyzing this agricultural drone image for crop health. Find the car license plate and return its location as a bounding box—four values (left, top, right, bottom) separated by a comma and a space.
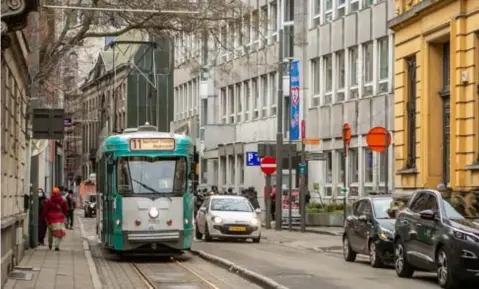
229, 226, 246, 232
148, 219, 160, 224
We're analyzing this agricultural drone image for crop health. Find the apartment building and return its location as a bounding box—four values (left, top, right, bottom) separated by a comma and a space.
174, 0, 396, 199
390, 0, 479, 191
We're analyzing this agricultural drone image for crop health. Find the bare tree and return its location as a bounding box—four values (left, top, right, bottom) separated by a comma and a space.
35, 0, 276, 86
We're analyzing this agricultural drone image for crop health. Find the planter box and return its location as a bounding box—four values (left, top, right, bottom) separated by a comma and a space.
306, 212, 345, 227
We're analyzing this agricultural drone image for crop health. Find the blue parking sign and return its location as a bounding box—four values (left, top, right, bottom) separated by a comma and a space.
246, 152, 260, 166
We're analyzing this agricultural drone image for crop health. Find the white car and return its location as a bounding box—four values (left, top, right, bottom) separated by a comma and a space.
195, 195, 262, 243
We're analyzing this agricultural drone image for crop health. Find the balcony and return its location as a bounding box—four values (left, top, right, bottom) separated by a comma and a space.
203, 124, 235, 150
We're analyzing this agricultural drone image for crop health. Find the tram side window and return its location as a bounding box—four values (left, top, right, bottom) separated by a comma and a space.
117, 158, 131, 193
174, 157, 187, 193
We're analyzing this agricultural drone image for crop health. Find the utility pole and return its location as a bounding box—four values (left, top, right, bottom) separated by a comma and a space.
27, 11, 40, 249
275, 0, 284, 231
287, 58, 293, 231
265, 145, 272, 229
298, 0, 308, 233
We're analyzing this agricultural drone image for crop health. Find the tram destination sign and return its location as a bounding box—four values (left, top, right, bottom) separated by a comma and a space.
129, 138, 175, 151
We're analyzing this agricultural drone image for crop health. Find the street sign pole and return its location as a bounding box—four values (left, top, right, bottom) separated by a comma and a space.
342, 123, 351, 221
275, 19, 284, 231
265, 147, 272, 229
288, 58, 293, 232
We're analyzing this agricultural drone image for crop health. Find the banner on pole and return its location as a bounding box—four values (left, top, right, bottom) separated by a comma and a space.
290, 60, 300, 141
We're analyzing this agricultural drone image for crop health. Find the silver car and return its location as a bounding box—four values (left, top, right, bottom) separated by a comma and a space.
195, 195, 262, 243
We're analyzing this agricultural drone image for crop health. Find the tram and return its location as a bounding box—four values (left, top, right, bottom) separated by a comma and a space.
95, 123, 195, 255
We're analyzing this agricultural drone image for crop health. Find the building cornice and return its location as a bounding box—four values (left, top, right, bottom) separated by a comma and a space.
388, 0, 454, 31
1, 0, 39, 35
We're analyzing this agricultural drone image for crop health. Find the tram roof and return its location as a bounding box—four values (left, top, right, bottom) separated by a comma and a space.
100, 131, 194, 153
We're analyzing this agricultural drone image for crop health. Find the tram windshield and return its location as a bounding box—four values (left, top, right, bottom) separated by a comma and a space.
116, 156, 187, 195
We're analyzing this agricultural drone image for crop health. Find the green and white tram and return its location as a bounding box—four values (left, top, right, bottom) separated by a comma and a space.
96, 124, 195, 254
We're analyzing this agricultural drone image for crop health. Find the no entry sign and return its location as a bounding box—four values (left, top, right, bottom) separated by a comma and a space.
260, 156, 277, 175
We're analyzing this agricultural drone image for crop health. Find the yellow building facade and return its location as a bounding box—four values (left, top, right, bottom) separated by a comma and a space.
390, 0, 479, 191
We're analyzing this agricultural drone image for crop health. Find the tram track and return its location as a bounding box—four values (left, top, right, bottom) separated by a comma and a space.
132, 256, 226, 289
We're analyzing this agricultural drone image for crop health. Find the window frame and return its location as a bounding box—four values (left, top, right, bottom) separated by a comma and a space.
336, 50, 345, 102
324, 54, 333, 104
349, 46, 359, 100
406, 56, 417, 169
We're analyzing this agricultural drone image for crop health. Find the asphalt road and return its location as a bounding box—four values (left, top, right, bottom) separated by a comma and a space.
78, 212, 260, 289
192, 236, 442, 289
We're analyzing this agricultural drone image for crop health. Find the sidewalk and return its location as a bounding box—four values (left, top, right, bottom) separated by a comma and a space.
261, 228, 343, 252
4, 216, 101, 289
262, 222, 343, 236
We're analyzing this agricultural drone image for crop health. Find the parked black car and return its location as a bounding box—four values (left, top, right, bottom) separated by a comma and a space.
394, 189, 479, 289
343, 195, 395, 267
83, 194, 97, 218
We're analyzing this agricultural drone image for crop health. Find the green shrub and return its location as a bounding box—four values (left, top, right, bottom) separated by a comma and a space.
305, 202, 352, 214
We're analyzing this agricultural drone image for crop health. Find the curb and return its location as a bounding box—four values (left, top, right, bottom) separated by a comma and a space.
191, 249, 290, 289
78, 216, 102, 289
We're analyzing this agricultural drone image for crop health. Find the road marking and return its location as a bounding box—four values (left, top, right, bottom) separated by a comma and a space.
174, 258, 220, 289
78, 216, 102, 289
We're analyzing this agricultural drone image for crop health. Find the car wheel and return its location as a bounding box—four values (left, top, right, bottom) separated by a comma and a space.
204, 223, 213, 242
343, 235, 357, 262
369, 240, 384, 268
437, 248, 459, 289
252, 235, 261, 243
195, 223, 203, 240
395, 239, 414, 278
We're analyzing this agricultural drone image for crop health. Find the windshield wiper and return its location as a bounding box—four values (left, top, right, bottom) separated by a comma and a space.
131, 179, 172, 201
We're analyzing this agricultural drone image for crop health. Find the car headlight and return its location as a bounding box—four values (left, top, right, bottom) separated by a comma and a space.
453, 229, 479, 243
251, 217, 259, 226
90, 204, 95, 208
378, 228, 393, 241
212, 216, 222, 224
148, 207, 159, 219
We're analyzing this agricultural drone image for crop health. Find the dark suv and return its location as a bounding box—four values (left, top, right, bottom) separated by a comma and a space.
394, 189, 479, 288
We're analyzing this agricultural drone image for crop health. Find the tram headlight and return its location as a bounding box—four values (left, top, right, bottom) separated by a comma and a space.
149, 207, 159, 219
184, 218, 189, 224
212, 216, 222, 224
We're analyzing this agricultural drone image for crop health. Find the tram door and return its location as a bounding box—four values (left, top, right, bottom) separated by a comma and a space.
104, 152, 114, 246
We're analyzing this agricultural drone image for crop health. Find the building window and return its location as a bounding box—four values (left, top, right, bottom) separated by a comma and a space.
252, 78, 259, 119
244, 15, 251, 45
284, 25, 294, 58
284, 0, 294, 22
312, 0, 321, 27
349, 148, 359, 183
252, 10, 260, 42
228, 155, 234, 184
236, 84, 242, 122
350, 0, 359, 13
261, 75, 268, 117
363, 42, 373, 96
337, 0, 346, 18
324, 54, 333, 104
379, 151, 387, 183
325, 151, 333, 196
270, 72, 277, 115
244, 81, 250, 121
221, 88, 227, 124
441, 42, 450, 185
228, 85, 234, 123
324, 0, 333, 23
311, 58, 320, 106
261, 6, 268, 40
362, 0, 373, 8
336, 51, 345, 102
378, 37, 389, 94
406, 56, 417, 168
238, 155, 244, 184
270, 1, 278, 37
364, 148, 373, 183
337, 150, 345, 186
283, 96, 290, 136
349, 46, 359, 99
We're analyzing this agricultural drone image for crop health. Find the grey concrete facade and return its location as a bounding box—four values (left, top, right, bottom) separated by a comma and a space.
173, 0, 396, 203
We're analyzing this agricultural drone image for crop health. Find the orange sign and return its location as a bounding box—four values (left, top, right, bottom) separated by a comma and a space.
342, 123, 351, 145
366, 126, 391, 153
302, 138, 320, 145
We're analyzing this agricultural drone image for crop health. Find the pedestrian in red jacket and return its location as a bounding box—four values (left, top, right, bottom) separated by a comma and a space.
41, 187, 67, 251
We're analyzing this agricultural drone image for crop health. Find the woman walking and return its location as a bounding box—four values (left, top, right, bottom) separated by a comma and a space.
38, 189, 48, 245
41, 187, 67, 251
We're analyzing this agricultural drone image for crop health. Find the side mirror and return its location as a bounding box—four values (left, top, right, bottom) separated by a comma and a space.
358, 215, 369, 222
255, 208, 261, 214
419, 209, 436, 220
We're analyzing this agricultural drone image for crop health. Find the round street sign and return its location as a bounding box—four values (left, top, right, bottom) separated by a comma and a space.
260, 156, 277, 175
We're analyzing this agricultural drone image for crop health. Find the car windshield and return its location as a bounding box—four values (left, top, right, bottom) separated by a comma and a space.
442, 191, 479, 219
116, 156, 187, 195
373, 198, 394, 219
210, 198, 253, 212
